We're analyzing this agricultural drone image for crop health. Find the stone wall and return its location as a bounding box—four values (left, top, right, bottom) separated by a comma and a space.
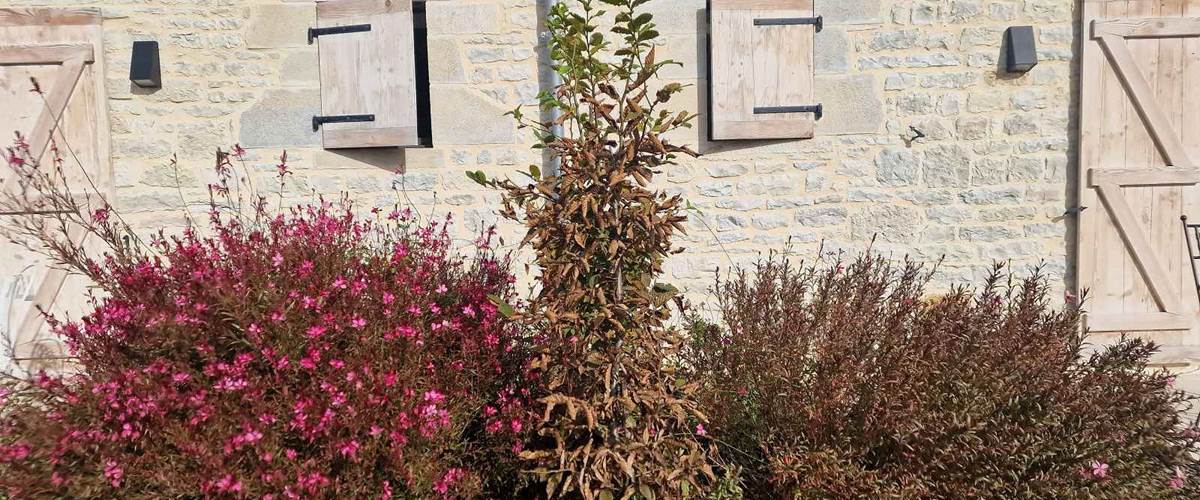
1, 0, 1078, 299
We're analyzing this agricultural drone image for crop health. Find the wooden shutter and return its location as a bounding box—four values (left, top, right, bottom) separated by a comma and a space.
314, 0, 421, 148
1078, 0, 1200, 339
708, 0, 817, 141
0, 8, 110, 371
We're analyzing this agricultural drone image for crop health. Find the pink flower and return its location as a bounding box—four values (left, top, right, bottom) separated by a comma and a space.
350, 317, 367, 329
433, 468, 465, 495
91, 207, 110, 224
306, 325, 327, 339
1090, 461, 1109, 479
231, 143, 246, 159
5, 150, 24, 169
103, 459, 124, 487
338, 440, 360, 460
695, 423, 707, 437
1170, 466, 1187, 489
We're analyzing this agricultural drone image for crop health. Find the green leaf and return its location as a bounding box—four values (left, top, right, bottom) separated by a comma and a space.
530, 164, 541, 180
488, 294, 517, 318
466, 170, 489, 186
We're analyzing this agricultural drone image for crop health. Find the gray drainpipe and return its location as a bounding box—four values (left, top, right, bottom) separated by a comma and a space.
536, 0, 564, 177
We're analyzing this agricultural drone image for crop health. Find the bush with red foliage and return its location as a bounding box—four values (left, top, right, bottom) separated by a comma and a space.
0, 146, 533, 498
683, 255, 1200, 499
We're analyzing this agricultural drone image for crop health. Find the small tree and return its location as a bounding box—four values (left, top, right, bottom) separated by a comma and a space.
469, 0, 715, 497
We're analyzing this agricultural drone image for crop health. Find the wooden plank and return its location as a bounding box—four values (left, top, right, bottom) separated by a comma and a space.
1076, 0, 1103, 301
1121, 0, 1157, 315
1151, 0, 1187, 343
0, 43, 92, 65
317, 0, 409, 18
317, 0, 420, 148
1181, 0, 1200, 319
1085, 312, 1192, 331
711, 119, 813, 140
1094, 17, 1200, 38
752, 6, 813, 135
1099, 33, 1194, 167
1095, 181, 1182, 312
1094, 1, 1130, 316
710, 9, 753, 137
323, 126, 419, 149
0, 8, 100, 27
25, 55, 85, 163
1088, 166, 1200, 186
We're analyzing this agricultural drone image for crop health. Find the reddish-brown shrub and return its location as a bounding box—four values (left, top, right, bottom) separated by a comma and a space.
0, 145, 533, 498
683, 254, 1200, 499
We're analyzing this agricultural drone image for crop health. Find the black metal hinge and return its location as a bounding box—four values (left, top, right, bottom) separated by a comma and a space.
313, 114, 375, 131
308, 23, 372, 44
753, 15, 822, 32
754, 104, 823, 120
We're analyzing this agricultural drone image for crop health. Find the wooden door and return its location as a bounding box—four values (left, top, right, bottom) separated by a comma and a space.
0, 8, 110, 372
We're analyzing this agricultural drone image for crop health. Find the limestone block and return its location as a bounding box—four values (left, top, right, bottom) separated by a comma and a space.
823, 0, 883, 25
816, 75, 883, 135
875, 147, 919, 187
427, 2, 502, 35
239, 89, 321, 148
815, 28, 850, 74
922, 144, 971, 188
430, 87, 515, 145
427, 38, 467, 83
245, 5, 314, 49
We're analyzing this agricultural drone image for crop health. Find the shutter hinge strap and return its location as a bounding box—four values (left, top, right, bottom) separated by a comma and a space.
313, 114, 375, 131
753, 16, 822, 32
308, 24, 372, 44
754, 104, 823, 120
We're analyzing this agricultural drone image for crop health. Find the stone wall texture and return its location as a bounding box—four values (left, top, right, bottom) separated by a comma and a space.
0, 0, 1078, 299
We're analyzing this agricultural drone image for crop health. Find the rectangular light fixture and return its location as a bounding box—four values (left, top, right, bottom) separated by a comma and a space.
130, 41, 161, 88
1005, 26, 1038, 73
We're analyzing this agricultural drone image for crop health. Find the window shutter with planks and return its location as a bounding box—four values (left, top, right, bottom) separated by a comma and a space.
707, 0, 819, 141
313, 0, 424, 148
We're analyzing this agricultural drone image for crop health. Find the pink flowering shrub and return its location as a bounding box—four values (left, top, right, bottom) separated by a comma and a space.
0, 144, 533, 498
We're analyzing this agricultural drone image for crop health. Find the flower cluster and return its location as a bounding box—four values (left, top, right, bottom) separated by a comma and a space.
0, 192, 533, 497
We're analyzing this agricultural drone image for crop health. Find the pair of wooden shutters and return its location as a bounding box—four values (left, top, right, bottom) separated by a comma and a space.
313, 0, 426, 148
1077, 0, 1200, 347
708, 0, 817, 140
0, 8, 110, 371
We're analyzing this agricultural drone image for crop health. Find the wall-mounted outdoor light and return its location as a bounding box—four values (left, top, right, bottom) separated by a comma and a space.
129, 41, 161, 88
1004, 26, 1038, 73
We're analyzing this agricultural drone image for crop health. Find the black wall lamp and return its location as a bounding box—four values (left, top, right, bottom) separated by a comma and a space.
1004, 26, 1038, 73
130, 41, 161, 88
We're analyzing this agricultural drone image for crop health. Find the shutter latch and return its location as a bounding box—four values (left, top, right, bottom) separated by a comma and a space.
308, 23, 373, 44
754, 105, 823, 121
753, 16, 822, 32
313, 114, 376, 131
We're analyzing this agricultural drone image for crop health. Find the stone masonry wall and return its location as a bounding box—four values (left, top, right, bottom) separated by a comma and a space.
0, 0, 1078, 300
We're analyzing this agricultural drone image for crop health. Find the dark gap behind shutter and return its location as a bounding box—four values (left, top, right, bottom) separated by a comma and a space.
413, 0, 433, 147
